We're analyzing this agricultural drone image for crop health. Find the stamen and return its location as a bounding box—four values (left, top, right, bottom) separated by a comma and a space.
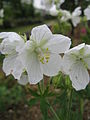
38, 48, 50, 64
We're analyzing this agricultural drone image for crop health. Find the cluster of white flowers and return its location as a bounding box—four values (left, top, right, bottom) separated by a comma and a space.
60, 7, 82, 27
34, 0, 90, 27
0, 24, 90, 91
0, 9, 4, 18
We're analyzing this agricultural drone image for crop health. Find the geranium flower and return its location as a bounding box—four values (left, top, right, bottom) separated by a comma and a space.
0, 32, 25, 80
49, 5, 59, 16
84, 5, 90, 20
19, 24, 71, 84
63, 43, 90, 90
60, 7, 81, 27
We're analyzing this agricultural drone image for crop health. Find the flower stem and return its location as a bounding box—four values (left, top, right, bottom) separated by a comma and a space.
41, 79, 44, 94
80, 98, 84, 120
47, 100, 61, 120
67, 89, 73, 120
49, 105, 61, 120
38, 78, 61, 120
38, 83, 42, 95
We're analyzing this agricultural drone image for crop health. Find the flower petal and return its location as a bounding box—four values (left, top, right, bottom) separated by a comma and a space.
72, 7, 81, 16
84, 5, 90, 20
42, 53, 61, 76
49, 5, 59, 16
65, 43, 85, 54
70, 62, 89, 91
31, 24, 52, 43
20, 44, 43, 84
62, 54, 76, 74
18, 74, 28, 85
84, 45, 90, 69
47, 34, 71, 53
0, 32, 24, 54
3, 54, 24, 79
72, 16, 80, 27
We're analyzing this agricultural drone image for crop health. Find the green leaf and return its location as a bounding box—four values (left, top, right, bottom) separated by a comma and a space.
28, 98, 39, 107
40, 98, 50, 120
29, 88, 40, 97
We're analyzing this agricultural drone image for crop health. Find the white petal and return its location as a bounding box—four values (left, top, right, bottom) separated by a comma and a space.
47, 34, 71, 53
72, 7, 81, 16
3, 54, 24, 79
69, 62, 89, 91
31, 24, 52, 43
62, 53, 76, 74
20, 46, 43, 84
72, 16, 80, 27
65, 43, 85, 54
42, 53, 61, 76
0, 32, 24, 54
18, 74, 28, 85
0, 32, 23, 42
84, 45, 90, 69
60, 10, 71, 22
84, 5, 90, 20
49, 5, 59, 16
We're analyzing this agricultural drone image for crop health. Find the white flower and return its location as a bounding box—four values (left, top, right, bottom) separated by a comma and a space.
63, 43, 90, 91
71, 7, 81, 27
0, 32, 25, 80
41, 0, 54, 10
0, 9, 4, 18
84, 5, 90, 20
60, 10, 71, 21
20, 24, 71, 84
60, 7, 81, 27
49, 5, 59, 16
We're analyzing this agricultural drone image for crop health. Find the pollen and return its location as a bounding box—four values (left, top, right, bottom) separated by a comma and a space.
38, 48, 50, 64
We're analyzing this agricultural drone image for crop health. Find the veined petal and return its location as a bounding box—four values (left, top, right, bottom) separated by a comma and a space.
31, 24, 52, 43
47, 34, 71, 53
20, 46, 43, 84
70, 62, 89, 91
62, 54, 76, 74
0, 32, 24, 54
3, 53, 24, 79
65, 43, 85, 54
0, 32, 23, 42
42, 53, 61, 76
18, 74, 28, 85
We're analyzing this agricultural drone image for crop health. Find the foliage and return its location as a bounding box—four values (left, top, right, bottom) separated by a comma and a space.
0, 84, 25, 111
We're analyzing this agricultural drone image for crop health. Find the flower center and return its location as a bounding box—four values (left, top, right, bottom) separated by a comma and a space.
32, 40, 50, 64
38, 47, 50, 64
